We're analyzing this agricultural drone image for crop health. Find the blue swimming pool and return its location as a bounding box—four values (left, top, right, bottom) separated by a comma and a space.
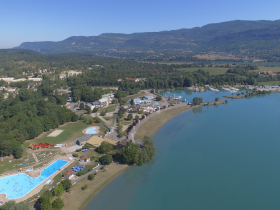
85, 127, 96, 134
0, 159, 68, 199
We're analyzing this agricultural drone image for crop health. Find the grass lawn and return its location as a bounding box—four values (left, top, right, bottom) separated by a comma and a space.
177, 67, 228, 75
254, 66, 280, 73
98, 104, 117, 113
23, 121, 90, 149
73, 149, 101, 160
257, 81, 280, 85
60, 162, 128, 210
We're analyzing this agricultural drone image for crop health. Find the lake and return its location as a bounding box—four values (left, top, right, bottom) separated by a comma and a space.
84, 90, 280, 210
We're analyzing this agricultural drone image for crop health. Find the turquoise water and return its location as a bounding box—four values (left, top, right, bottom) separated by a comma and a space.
86, 127, 97, 134
84, 91, 280, 210
0, 159, 68, 199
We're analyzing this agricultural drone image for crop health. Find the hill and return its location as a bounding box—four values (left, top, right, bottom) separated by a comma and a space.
15, 20, 280, 61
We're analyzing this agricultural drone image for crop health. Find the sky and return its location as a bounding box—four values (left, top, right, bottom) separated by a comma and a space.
0, 0, 280, 48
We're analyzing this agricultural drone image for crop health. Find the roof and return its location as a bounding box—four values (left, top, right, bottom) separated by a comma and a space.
133, 98, 141, 101
118, 139, 129, 147
76, 134, 94, 143
63, 171, 74, 176
151, 102, 160, 107
91, 101, 101, 105
99, 98, 108, 103
87, 136, 118, 146
80, 157, 89, 161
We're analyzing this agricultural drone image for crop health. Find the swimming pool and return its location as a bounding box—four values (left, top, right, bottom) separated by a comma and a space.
0, 159, 68, 199
85, 127, 97, 134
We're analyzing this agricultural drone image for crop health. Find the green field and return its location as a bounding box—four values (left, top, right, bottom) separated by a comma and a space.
98, 104, 117, 113
255, 66, 280, 73
177, 67, 228, 75
23, 121, 88, 147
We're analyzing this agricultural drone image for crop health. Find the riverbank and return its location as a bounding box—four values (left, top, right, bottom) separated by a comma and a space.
61, 163, 128, 210
223, 95, 245, 99
135, 100, 225, 141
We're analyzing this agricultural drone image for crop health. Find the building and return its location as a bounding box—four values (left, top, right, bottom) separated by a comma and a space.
117, 139, 129, 149
133, 98, 142, 105
79, 157, 90, 163
117, 79, 122, 82
87, 136, 118, 147
143, 95, 155, 100
86, 101, 101, 110
99, 98, 109, 107
63, 171, 75, 179
141, 99, 152, 104
126, 78, 139, 82
76, 135, 95, 146
151, 102, 160, 108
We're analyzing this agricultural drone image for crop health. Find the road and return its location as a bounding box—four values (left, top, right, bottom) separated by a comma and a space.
71, 164, 103, 184
106, 103, 120, 141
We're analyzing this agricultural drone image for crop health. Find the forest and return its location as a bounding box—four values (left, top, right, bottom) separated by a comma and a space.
0, 81, 78, 158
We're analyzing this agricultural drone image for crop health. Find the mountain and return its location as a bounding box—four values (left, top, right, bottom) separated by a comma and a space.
15, 20, 280, 59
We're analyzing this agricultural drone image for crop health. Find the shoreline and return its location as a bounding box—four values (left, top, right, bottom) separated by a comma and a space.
60, 162, 128, 210
76, 100, 225, 210
79, 164, 128, 210
135, 100, 225, 141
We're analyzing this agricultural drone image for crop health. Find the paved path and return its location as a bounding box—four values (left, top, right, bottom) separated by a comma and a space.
71, 165, 102, 184
106, 104, 120, 141
32, 153, 39, 163
130, 100, 189, 142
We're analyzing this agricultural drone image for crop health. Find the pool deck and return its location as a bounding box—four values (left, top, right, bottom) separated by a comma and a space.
0, 155, 74, 203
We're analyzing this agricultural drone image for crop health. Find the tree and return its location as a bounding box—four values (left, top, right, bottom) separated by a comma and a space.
73, 153, 78, 157
86, 106, 92, 114
61, 179, 72, 192
12, 147, 23, 159
37, 190, 53, 210
215, 97, 219, 102
127, 113, 133, 120
82, 184, 88, 190
53, 184, 64, 196
89, 118, 94, 124
88, 174, 94, 181
130, 99, 134, 105
92, 107, 98, 113
100, 111, 106, 116
52, 197, 64, 210
0, 201, 29, 210
79, 102, 84, 109
96, 141, 113, 154
95, 117, 102, 123
193, 97, 203, 105
135, 115, 139, 120
99, 154, 113, 165
156, 96, 162, 101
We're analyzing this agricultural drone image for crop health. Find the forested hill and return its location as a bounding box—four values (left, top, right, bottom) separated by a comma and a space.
206, 24, 280, 52
15, 20, 280, 57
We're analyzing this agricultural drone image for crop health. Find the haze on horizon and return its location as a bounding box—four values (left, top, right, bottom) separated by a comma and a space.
1, 0, 280, 49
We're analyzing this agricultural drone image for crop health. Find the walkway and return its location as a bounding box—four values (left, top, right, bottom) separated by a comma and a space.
71, 165, 102, 184
106, 104, 120, 141
32, 153, 39, 163
130, 99, 188, 142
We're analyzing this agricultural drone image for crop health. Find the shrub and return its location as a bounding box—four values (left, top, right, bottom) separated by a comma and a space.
88, 174, 94, 181
82, 184, 88, 190
73, 153, 79, 157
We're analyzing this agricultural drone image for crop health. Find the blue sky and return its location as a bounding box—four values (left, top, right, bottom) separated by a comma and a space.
1, 0, 280, 48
